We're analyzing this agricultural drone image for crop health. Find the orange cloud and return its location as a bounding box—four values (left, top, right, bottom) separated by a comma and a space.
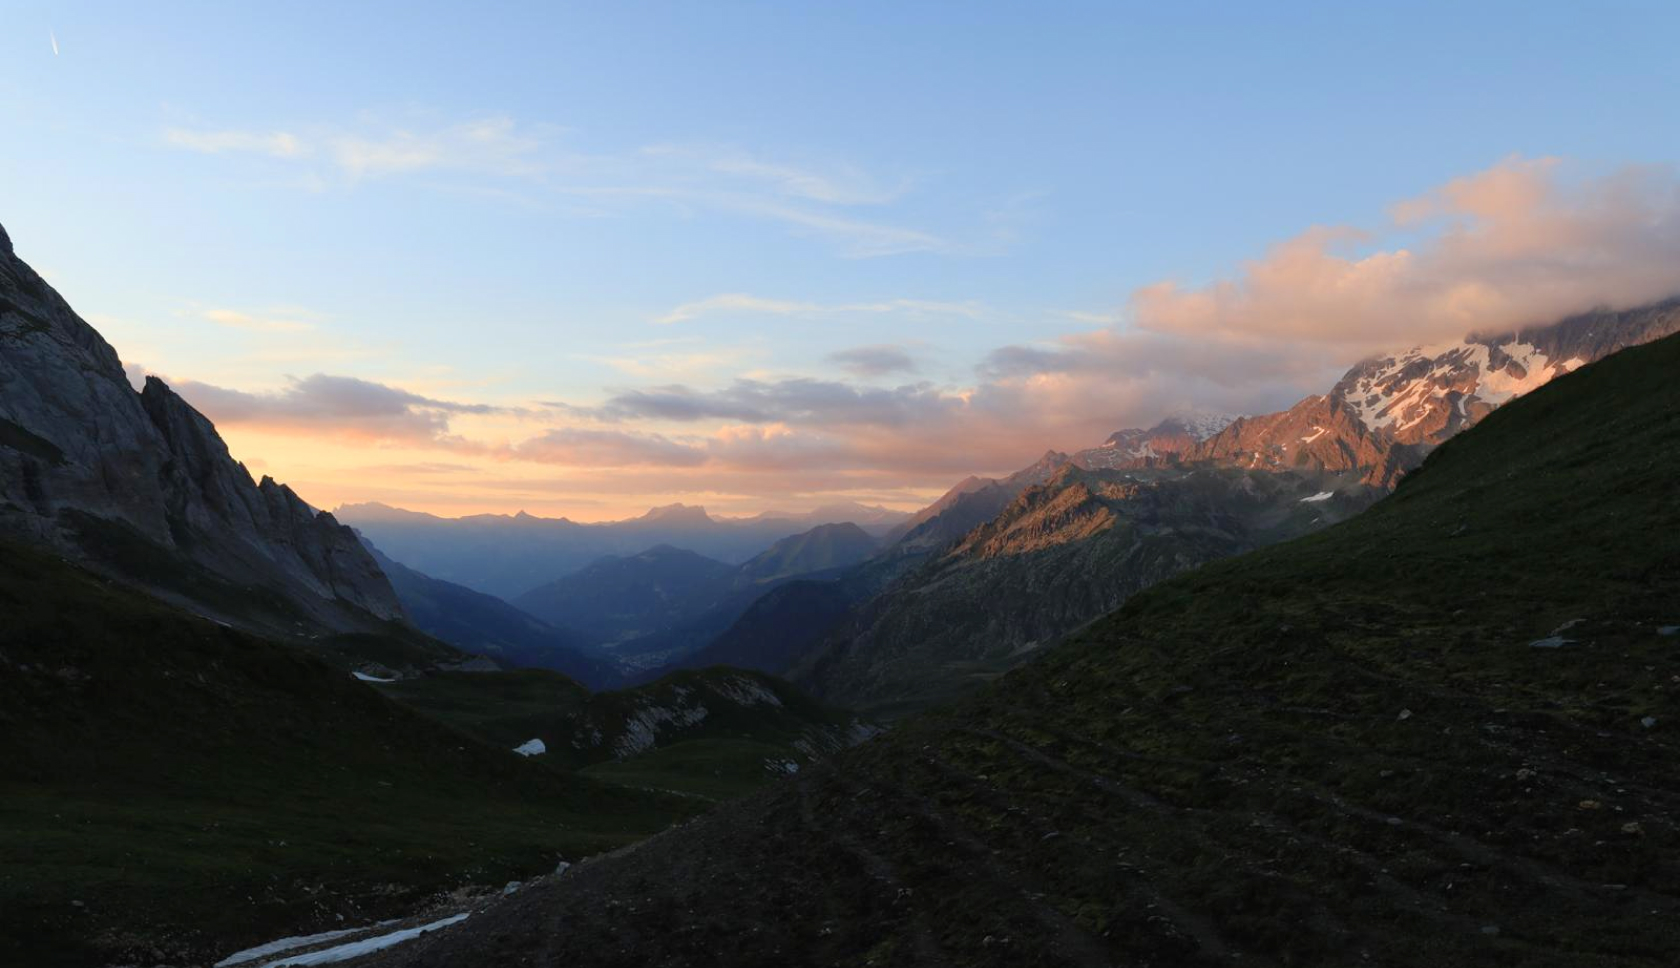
1130, 157, 1680, 350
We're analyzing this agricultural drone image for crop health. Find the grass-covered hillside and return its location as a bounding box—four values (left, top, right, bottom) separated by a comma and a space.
0, 540, 699, 968
376, 667, 876, 801
378, 332, 1680, 966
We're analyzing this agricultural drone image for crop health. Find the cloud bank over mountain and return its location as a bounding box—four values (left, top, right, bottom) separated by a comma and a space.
148, 157, 1680, 516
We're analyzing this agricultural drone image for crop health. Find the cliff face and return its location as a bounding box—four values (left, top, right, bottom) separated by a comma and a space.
0, 220, 403, 632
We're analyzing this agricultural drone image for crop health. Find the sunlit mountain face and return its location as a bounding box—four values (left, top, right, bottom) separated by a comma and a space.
7, 5, 1680, 967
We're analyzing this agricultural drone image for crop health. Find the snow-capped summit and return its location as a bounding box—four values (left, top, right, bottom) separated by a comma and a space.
1334, 338, 1584, 444
1157, 409, 1242, 442
1064, 298, 1680, 486
1073, 411, 1239, 470
1191, 299, 1680, 485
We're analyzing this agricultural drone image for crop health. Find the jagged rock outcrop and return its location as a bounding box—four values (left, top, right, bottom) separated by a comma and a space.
0, 220, 403, 633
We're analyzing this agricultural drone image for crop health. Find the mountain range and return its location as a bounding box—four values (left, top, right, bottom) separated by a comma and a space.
9, 209, 1680, 967
338, 499, 908, 600
647, 298, 1680, 715
371, 316, 1680, 968
362, 541, 619, 687
512, 522, 882, 672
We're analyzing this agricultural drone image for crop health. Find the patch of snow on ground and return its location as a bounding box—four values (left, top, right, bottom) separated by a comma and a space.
1299, 491, 1335, 503
260, 913, 469, 967
351, 672, 395, 683
1299, 426, 1326, 444
512, 738, 546, 757
216, 925, 390, 967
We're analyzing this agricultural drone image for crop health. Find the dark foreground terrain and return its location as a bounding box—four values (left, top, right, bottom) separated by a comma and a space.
365, 333, 1680, 966
0, 539, 702, 968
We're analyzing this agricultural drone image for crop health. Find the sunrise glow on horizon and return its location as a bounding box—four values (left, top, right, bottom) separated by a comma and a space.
7, 2, 1680, 521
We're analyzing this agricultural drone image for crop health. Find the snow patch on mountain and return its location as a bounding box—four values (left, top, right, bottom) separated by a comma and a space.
1162, 409, 1242, 442
1342, 337, 1579, 434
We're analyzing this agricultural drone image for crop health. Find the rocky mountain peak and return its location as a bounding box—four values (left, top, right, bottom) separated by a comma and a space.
0, 223, 405, 633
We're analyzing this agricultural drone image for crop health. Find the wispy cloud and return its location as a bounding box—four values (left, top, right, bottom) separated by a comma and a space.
162, 372, 504, 447
159, 112, 962, 257
167, 115, 549, 179
576, 343, 762, 381
513, 427, 708, 467
642, 144, 910, 205
166, 128, 307, 158
654, 292, 982, 324
202, 307, 318, 333
827, 344, 920, 377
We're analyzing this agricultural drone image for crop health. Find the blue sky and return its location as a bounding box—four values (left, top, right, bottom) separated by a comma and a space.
4, 1, 1679, 517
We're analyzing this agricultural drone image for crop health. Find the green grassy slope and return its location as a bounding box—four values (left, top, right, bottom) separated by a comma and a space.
0, 542, 696, 968
377, 331, 1680, 967
377, 666, 872, 800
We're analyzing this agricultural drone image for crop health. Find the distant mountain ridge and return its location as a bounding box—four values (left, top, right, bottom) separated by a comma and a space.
363, 541, 619, 688
0, 221, 403, 636
738, 521, 877, 582
514, 545, 741, 646
694, 296, 1680, 714
339, 500, 909, 600
513, 522, 885, 674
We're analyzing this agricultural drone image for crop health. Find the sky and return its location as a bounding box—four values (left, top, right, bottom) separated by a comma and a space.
4, 1, 1680, 520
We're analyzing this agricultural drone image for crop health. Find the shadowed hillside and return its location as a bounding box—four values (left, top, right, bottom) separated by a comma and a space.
0, 540, 696, 968
374, 329, 1680, 967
